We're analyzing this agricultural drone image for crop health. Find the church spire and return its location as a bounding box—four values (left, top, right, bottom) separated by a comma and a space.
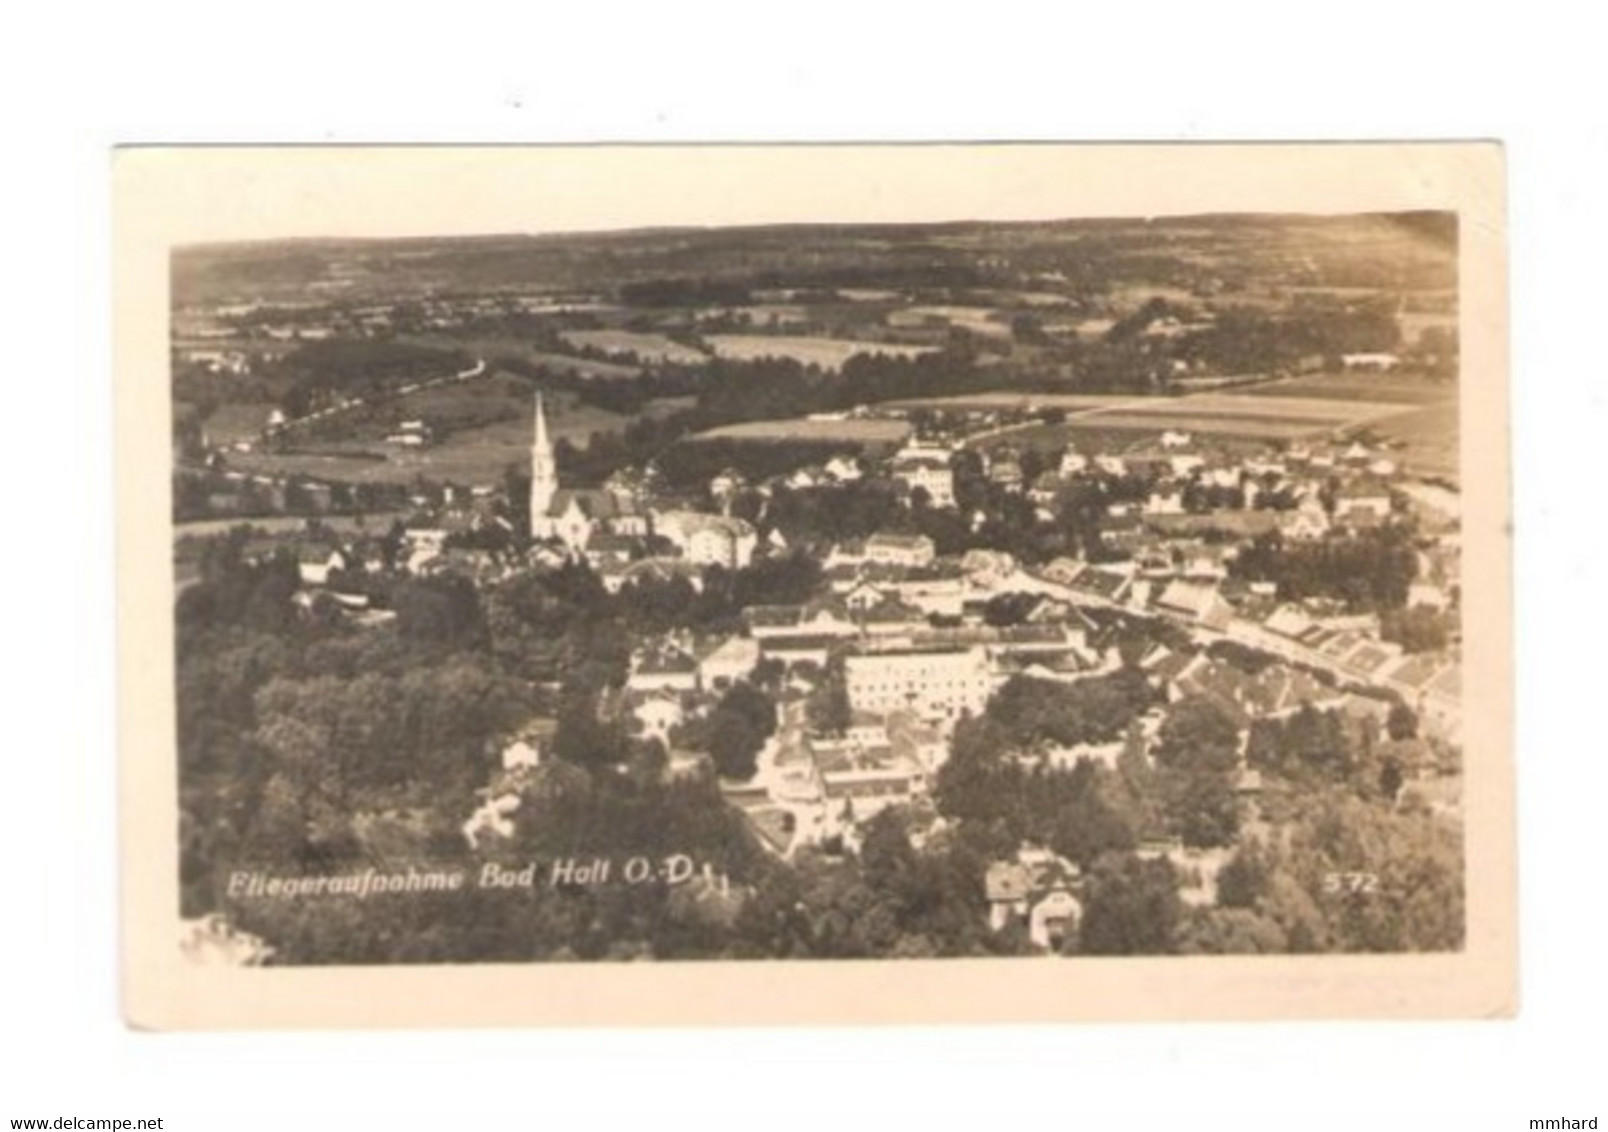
534, 391, 551, 453
530, 390, 558, 532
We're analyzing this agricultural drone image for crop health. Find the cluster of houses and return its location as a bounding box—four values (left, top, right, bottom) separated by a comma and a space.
240, 388, 1462, 954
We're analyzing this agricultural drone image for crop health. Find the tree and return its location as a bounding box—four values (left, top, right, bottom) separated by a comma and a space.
1387, 701, 1420, 741
702, 681, 777, 781
1175, 907, 1289, 955
1074, 853, 1182, 955
1152, 696, 1241, 774
394, 574, 488, 650
1164, 769, 1241, 849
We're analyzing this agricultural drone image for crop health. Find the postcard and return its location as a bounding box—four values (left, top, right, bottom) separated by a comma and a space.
116, 142, 1513, 1026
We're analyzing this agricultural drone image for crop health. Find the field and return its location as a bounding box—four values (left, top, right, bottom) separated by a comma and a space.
401, 335, 642, 380
703, 335, 936, 371
884, 393, 1141, 414
696, 418, 913, 444
963, 374, 1457, 461
1085, 392, 1412, 430
1239, 372, 1459, 479
1064, 413, 1343, 440
1365, 402, 1461, 480
1239, 373, 1453, 405
228, 388, 626, 487
560, 330, 708, 365
887, 305, 1012, 338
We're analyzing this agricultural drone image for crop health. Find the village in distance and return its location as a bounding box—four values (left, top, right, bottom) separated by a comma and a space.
172, 213, 1464, 965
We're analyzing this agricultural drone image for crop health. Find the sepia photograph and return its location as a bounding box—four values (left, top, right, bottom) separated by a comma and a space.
116, 144, 1513, 1026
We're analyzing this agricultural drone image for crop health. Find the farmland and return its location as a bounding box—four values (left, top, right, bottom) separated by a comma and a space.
228, 386, 627, 487
696, 417, 912, 445
961, 374, 1457, 457
884, 393, 1141, 414
1365, 402, 1461, 480
401, 334, 642, 380
887, 305, 1012, 338
703, 334, 936, 371
1238, 372, 1453, 405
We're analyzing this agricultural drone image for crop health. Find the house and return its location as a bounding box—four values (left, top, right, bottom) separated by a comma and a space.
857, 595, 929, 638
960, 548, 1016, 585
296, 545, 348, 587
1146, 487, 1186, 515
384, 420, 433, 447
745, 600, 858, 640
629, 692, 685, 743
709, 468, 746, 502
820, 762, 925, 832
1029, 887, 1083, 951
988, 456, 1025, 492
757, 633, 837, 670
985, 862, 1033, 932
1341, 352, 1400, 371
1278, 504, 1331, 541
582, 531, 638, 571
985, 849, 1084, 949
886, 711, 948, 772
824, 454, 863, 482
1029, 471, 1066, 506
1263, 603, 1315, 640
653, 510, 759, 569
697, 635, 760, 691
1069, 565, 1134, 606
500, 738, 541, 772
626, 643, 700, 693
1407, 581, 1452, 612
884, 571, 969, 619
889, 444, 956, 508
865, 531, 937, 568
1335, 484, 1393, 527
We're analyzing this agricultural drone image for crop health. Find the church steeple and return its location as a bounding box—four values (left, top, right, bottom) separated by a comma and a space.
530, 391, 558, 532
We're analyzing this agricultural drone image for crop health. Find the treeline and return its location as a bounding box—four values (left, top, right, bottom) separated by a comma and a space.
269, 340, 472, 418
1230, 526, 1419, 611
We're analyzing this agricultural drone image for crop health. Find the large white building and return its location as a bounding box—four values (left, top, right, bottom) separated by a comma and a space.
653, 509, 758, 570
890, 444, 956, 509
844, 645, 994, 720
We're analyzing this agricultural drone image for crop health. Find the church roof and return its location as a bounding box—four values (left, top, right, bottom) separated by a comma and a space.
546, 489, 635, 520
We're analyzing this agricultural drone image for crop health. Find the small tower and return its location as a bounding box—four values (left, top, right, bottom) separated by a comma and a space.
530, 392, 558, 533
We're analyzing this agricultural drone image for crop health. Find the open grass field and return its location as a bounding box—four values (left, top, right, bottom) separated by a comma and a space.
1065, 413, 1340, 439
964, 377, 1453, 455
697, 418, 913, 444
400, 335, 642, 380
1239, 372, 1454, 405
1364, 402, 1460, 480
883, 392, 1140, 414
703, 334, 936, 371
560, 330, 708, 365
227, 388, 626, 487
887, 305, 1012, 338
1091, 392, 1411, 428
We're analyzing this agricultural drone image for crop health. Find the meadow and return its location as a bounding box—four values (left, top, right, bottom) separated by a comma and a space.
696, 418, 912, 444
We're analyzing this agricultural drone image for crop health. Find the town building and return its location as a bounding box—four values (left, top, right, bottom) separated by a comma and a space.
843, 645, 994, 720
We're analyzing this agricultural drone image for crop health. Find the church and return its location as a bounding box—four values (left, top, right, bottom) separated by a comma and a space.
528, 393, 648, 551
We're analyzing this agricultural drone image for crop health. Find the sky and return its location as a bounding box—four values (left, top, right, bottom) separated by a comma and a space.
116, 143, 1496, 246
